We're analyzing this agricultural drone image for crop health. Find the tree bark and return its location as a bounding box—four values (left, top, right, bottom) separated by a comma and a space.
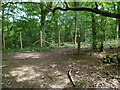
91, 12, 97, 50
100, 17, 105, 52
40, 31, 42, 47
20, 32, 23, 49
116, 2, 120, 47
2, 5, 5, 50
77, 35, 80, 55
40, 6, 45, 47
119, 19, 120, 38
3, 35, 6, 50
74, 11, 77, 45
41, 9, 46, 34
116, 19, 120, 39
58, 31, 60, 46
117, 2, 120, 39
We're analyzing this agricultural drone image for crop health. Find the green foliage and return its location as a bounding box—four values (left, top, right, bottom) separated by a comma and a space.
2, 2, 119, 51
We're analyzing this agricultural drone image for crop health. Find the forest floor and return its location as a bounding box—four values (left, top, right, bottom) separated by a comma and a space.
2, 47, 120, 88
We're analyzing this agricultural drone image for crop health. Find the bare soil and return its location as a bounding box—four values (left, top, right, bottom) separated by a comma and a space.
2, 48, 120, 88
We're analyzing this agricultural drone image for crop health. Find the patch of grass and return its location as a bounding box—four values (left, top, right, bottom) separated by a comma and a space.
2, 46, 52, 53
2, 43, 76, 53
2, 39, 119, 53
57, 75, 64, 80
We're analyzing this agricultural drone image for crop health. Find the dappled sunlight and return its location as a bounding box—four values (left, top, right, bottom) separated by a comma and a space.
95, 78, 119, 88
10, 65, 41, 82
3, 47, 120, 88
49, 70, 69, 88
9, 65, 70, 87
92, 52, 106, 58
13, 52, 43, 59
50, 78, 69, 88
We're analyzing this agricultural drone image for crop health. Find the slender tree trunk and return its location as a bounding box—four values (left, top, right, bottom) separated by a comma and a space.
40, 12, 45, 47
116, 17, 120, 40
116, 18, 120, 47
70, 29, 73, 42
117, 2, 120, 39
20, 32, 23, 49
84, 29, 86, 42
91, 12, 97, 50
119, 19, 120, 39
100, 16, 105, 52
117, 2, 120, 47
58, 31, 60, 46
74, 11, 77, 45
3, 35, 5, 50
40, 31, 42, 47
84, 16, 87, 42
39, 3, 46, 47
116, 19, 120, 39
77, 34, 80, 54
2, 5, 5, 50
55, 20, 58, 43
41, 13, 45, 33
103, 20, 105, 41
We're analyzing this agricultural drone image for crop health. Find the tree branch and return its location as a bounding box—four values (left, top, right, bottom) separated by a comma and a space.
95, 2, 98, 9
53, 7, 120, 19
64, 0, 69, 8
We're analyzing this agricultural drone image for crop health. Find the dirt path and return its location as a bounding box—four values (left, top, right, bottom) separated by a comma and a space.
2, 48, 120, 88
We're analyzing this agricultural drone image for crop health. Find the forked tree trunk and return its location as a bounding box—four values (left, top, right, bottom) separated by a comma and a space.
39, 2, 52, 47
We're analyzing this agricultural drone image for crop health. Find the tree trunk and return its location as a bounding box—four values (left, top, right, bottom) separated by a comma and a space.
116, 19, 119, 39
58, 31, 60, 46
74, 11, 77, 45
40, 31, 42, 47
116, 18, 120, 47
20, 32, 23, 49
3, 35, 6, 50
91, 12, 97, 50
70, 29, 73, 42
40, 10, 45, 47
39, 2, 53, 47
119, 19, 120, 38
2, 6, 5, 50
55, 20, 58, 43
41, 12, 45, 34
77, 35, 80, 55
100, 16, 105, 52
39, 3, 46, 47
117, 2, 120, 39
